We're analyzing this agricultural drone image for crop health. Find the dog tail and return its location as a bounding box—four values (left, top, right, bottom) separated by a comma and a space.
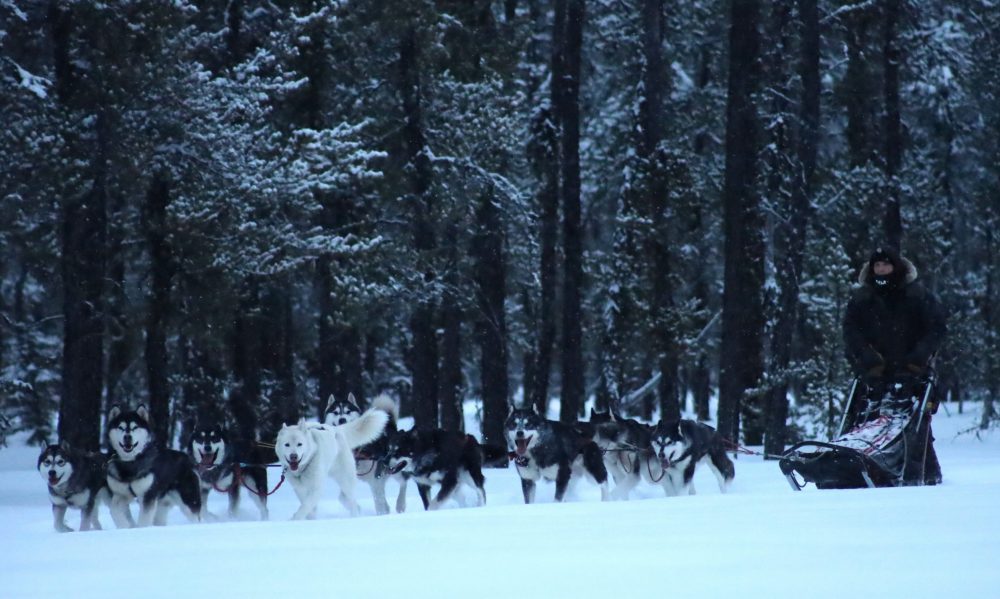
340, 408, 390, 450
370, 394, 399, 422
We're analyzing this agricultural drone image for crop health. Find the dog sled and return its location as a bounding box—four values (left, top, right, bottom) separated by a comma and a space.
779, 371, 938, 490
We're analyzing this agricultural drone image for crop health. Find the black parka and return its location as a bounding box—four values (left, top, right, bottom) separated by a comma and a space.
842, 251, 947, 376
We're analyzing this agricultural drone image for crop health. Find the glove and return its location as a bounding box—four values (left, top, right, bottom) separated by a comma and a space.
906, 363, 925, 375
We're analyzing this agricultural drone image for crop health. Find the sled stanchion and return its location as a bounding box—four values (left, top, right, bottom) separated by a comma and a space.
838, 377, 861, 436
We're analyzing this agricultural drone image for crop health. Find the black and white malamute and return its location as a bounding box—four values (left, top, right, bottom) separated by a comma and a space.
324, 393, 407, 515
189, 418, 269, 521
505, 406, 610, 504
106, 405, 202, 527
37, 441, 110, 532
646, 419, 735, 496
382, 428, 504, 511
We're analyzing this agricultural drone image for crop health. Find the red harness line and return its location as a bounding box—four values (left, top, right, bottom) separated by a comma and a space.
198, 463, 286, 497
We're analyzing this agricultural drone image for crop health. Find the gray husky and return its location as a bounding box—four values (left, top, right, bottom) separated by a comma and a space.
37, 441, 110, 532
645, 419, 735, 496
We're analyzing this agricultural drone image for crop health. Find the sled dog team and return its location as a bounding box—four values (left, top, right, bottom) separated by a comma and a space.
37, 395, 734, 532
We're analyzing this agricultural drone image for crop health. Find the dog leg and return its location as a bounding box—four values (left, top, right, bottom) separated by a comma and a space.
110, 495, 135, 529
290, 479, 321, 520
369, 475, 391, 516
331, 444, 361, 517
153, 498, 172, 526
706, 452, 735, 493
136, 496, 158, 527
79, 502, 97, 532
660, 473, 681, 497
429, 471, 460, 510
581, 443, 610, 501
228, 482, 241, 519
461, 469, 487, 507
332, 470, 361, 517
416, 483, 432, 510
520, 478, 536, 504
394, 475, 408, 513
243, 476, 269, 521
88, 511, 103, 531
683, 463, 697, 495
52, 504, 72, 533
554, 465, 572, 502
199, 489, 221, 522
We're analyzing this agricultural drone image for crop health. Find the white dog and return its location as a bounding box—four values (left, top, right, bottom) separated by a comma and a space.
275, 408, 389, 519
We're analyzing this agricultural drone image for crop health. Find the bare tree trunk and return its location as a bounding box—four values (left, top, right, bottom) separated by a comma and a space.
530, 107, 560, 415
105, 191, 131, 411
440, 224, 464, 431
231, 279, 260, 440
475, 190, 510, 449
559, 0, 585, 423
52, 2, 107, 452
719, 0, 764, 445
400, 24, 440, 430
764, 0, 816, 458
882, 0, 903, 247
59, 180, 107, 452
143, 174, 172, 443
845, 7, 877, 167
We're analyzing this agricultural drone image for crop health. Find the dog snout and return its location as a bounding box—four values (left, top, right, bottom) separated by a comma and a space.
288, 453, 299, 462
515, 430, 525, 439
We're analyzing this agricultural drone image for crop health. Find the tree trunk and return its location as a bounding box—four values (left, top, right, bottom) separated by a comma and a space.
845, 7, 876, 167
231, 279, 260, 440
475, 191, 510, 449
59, 180, 107, 452
143, 174, 172, 443
530, 107, 560, 415
719, 0, 764, 446
401, 24, 440, 430
105, 191, 131, 410
316, 256, 337, 410
558, 0, 585, 423
882, 0, 903, 247
763, 0, 819, 458
440, 224, 464, 431
53, 2, 106, 452
639, 0, 679, 423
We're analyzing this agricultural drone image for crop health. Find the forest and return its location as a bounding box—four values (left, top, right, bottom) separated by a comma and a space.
1, 0, 997, 456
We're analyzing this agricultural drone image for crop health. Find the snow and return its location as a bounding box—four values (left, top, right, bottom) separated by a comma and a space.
2, 403, 998, 599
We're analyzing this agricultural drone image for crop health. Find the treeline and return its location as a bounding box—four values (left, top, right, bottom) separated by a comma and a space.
1, 0, 997, 452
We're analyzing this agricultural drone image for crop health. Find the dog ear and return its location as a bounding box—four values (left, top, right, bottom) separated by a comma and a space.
136, 405, 150, 422
297, 418, 307, 427
59, 439, 72, 453
325, 394, 336, 411
347, 393, 360, 410
108, 404, 121, 421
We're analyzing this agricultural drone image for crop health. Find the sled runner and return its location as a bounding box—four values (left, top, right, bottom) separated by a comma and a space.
779, 371, 937, 490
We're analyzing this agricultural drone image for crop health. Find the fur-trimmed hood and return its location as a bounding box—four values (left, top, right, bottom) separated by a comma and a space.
858, 255, 918, 285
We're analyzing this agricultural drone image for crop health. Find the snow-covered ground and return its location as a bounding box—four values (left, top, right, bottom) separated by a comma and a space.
2, 402, 998, 599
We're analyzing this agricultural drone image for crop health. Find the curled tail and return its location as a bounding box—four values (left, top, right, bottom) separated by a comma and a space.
370, 394, 399, 434
341, 409, 390, 449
